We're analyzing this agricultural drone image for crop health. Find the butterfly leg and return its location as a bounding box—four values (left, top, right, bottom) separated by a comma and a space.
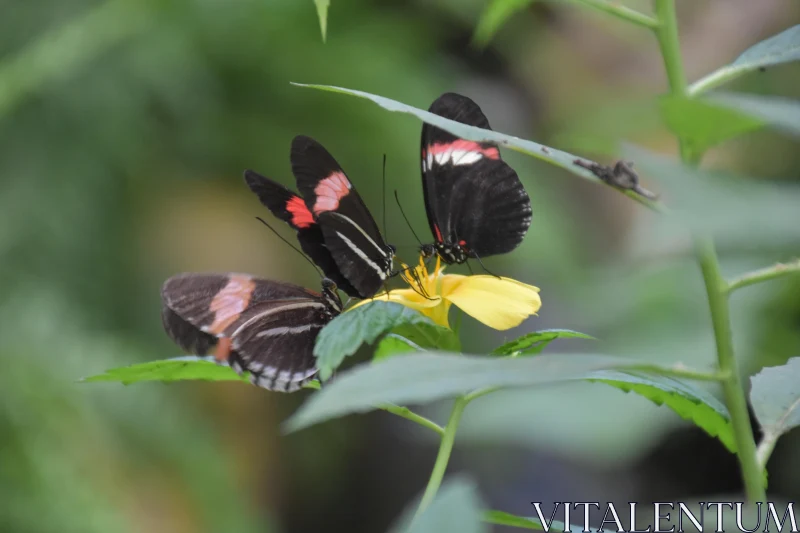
472, 252, 501, 279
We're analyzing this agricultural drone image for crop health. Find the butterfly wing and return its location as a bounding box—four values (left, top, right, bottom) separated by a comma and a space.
243, 170, 359, 297
291, 135, 393, 297
421, 93, 531, 256
161, 273, 338, 392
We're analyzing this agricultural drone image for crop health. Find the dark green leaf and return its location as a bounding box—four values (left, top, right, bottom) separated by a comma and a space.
483, 510, 577, 532
492, 329, 593, 356
314, 0, 329, 42
472, 0, 534, 47
711, 93, 800, 137
659, 95, 763, 158
374, 321, 460, 362
81, 356, 248, 385
284, 352, 684, 433
314, 301, 441, 381
750, 357, 800, 450
588, 370, 736, 453
390, 476, 487, 533
291, 83, 661, 209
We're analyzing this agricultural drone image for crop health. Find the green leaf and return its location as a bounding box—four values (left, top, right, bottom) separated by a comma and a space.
472, 0, 534, 48
750, 357, 800, 454
81, 356, 249, 385
314, 0, 330, 42
284, 352, 684, 433
624, 145, 800, 248
314, 301, 441, 381
374, 322, 460, 362
730, 24, 800, 71
390, 476, 486, 533
291, 83, 661, 210
690, 25, 800, 94
659, 95, 764, 158
710, 92, 800, 138
492, 329, 593, 356
483, 510, 577, 532
587, 370, 736, 453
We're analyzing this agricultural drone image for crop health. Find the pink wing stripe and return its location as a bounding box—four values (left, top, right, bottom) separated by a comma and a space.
312, 172, 352, 215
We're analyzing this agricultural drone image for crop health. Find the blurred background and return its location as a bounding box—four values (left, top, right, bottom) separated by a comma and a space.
1, 0, 799, 531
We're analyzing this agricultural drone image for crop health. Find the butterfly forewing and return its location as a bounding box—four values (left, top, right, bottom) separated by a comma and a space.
244, 170, 359, 297
161, 273, 339, 392
420, 93, 531, 261
290, 135, 394, 297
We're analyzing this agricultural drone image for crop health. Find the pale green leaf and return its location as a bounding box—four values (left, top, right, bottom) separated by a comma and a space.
284, 352, 684, 433
750, 357, 800, 457
659, 95, 764, 159
472, 0, 534, 47
81, 356, 249, 385
291, 83, 661, 209
314, 301, 439, 381
390, 476, 486, 533
483, 510, 578, 532
314, 0, 330, 42
492, 328, 593, 356
711, 93, 800, 137
690, 25, 800, 95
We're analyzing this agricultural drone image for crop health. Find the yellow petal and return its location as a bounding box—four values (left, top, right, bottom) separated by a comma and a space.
441, 274, 541, 330
346, 289, 443, 313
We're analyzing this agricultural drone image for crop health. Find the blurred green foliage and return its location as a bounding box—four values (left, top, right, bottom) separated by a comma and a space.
1, 0, 799, 532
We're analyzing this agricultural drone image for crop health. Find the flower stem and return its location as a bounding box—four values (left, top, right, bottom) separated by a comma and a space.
413, 395, 469, 520
727, 260, 800, 294
654, 0, 765, 504
569, 0, 659, 29
379, 404, 444, 436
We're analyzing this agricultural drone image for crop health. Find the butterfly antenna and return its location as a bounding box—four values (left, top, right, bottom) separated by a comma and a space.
255, 216, 324, 279
382, 153, 387, 241
393, 190, 423, 247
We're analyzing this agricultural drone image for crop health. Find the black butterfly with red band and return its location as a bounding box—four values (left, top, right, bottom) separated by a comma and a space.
419, 93, 531, 265
245, 135, 395, 300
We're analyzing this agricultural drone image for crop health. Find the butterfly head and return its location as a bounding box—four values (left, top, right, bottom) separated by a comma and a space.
320, 278, 343, 314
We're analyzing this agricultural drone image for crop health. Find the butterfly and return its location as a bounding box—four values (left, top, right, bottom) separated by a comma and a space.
161, 273, 341, 392
245, 135, 395, 299
419, 93, 531, 265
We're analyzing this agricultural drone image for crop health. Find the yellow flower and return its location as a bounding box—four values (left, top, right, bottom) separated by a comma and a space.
351, 256, 541, 330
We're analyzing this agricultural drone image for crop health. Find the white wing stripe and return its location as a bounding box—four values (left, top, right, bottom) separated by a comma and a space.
336, 231, 387, 280
230, 301, 325, 338
255, 324, 324, 338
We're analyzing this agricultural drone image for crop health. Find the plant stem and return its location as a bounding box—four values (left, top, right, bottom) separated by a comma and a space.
413, 395, 469, 520
687, 65, 743, 97
570, 0, 659, 29
695, 239, 766, 503
727, 260, 800, 294
379, 404, 444, 436
654, 0, 765, 504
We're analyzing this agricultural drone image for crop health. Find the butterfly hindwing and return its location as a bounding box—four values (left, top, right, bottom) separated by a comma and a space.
291, 135, 393, 297
421, 93, 531, 260
244, 170, 359, 297
161, 273, 340, 392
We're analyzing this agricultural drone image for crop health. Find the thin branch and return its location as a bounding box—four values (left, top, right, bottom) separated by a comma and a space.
568, 0, 660, 29
727, 260, 800, 294
379, 404, 444, 436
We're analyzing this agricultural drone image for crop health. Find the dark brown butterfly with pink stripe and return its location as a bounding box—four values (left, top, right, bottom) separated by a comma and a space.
420, 93, 531, 265
161, 273, 341, 392
245, 135, 395, 300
